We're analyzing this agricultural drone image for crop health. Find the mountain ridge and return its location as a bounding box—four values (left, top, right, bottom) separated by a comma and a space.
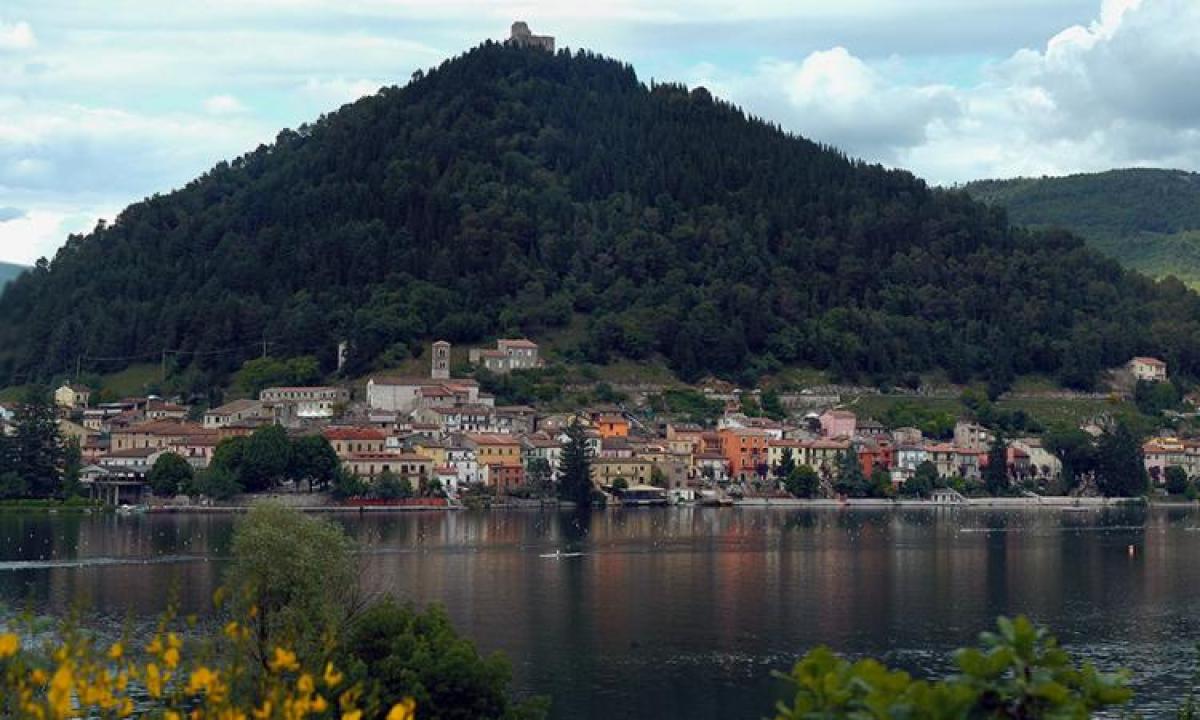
2, 42, 1199, 391
963, 168, 1200, 284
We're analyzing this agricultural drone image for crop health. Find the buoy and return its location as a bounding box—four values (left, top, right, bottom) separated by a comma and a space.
1128, 544, 1135, 557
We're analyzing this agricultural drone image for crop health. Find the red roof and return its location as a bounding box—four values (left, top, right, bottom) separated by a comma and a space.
1132, 356, 1166, 367
466, 433, 520, 445
323, 427, 387, 441
498, 339, 539, 349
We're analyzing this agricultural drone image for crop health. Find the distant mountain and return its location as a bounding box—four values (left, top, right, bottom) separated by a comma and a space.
0, 262, 26, 289
2, 43, 1200, 391
964, 169, 1200, 284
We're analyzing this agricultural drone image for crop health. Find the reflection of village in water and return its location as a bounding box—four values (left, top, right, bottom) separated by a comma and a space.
1, 507, 1197, 718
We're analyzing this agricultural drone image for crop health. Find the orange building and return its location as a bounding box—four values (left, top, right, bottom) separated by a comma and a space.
719, 428, 770, 480
595, 414, 630, 439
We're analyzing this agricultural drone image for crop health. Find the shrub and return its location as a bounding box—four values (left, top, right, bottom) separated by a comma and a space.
775, 616, 1131, 719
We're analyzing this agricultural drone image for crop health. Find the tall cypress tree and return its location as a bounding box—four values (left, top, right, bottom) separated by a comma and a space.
557, 418, 593, 506
984, 432, 1009, 497
13, 385, 64, 498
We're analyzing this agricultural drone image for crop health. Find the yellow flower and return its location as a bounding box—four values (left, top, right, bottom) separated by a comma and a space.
323, 661, 343, 688
47, 665, 73, 719
252, 701, 272, 720
107, 641, 124, 660
30, 668, 48, 684
145, 662, 164, 697
386, 698, 416, 720
166, 712, 182, 720
313, 695, 329, 713
268, 647, 299, 673
297, 672, 316, 694
164, 646, 181, 669
0, 632, 19, 657
187, 666, 220, 695
341, 712, 362, 720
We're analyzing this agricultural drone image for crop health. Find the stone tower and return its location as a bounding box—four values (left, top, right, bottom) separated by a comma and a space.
431, 340, 451, 380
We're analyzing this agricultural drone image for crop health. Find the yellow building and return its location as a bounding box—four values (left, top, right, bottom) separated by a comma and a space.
465, 433, 522, 466
590, 457, 652, 486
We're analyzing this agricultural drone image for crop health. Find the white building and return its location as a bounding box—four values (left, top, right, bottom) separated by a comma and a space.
1129, 356, 1168, 383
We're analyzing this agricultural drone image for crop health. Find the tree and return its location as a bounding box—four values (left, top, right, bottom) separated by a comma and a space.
1133, 379, 1180, 416
239, 425, 292, 492
984, 433, 1009, 497
12, 385, 64, 497
773, 448, 797, 485
224, 505, 359, 662
834, 449, 868, 498
1043, 427, 1097, 491
61, 437, 82, 499
903, 461, 939, 498
1095, 422, 1147, 497
784, 465, 820, 498
288, 434, 340, 491
192, 464, 241, 500
341, 601, 549, 720
557, 419, 593, 505
331, 467, 366, 500
1165, 465, 1190, 496
147, 452, 194, 497
868, 467, 894, 498
525, 458, 554, 496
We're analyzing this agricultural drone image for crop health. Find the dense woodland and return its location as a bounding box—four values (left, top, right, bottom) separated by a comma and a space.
965, 169, 1200, 284
4, 43, 1200, 391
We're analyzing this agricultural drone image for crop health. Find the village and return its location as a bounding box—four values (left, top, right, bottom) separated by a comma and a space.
13, 340, 1191, 508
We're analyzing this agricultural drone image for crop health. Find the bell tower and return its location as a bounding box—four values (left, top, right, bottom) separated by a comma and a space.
431, 340, 451, 380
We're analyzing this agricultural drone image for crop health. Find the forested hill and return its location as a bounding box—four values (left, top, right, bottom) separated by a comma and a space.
3, 42, 1200, 391
964, 169, 1200, 285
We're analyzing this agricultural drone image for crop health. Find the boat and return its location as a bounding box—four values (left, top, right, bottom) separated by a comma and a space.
617, 485, 669, 507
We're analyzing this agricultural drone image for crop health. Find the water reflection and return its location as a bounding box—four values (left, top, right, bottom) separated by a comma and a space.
1, 506, 1198, 718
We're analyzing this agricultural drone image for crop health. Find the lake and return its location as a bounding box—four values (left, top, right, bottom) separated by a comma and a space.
2, 506, 1199, 718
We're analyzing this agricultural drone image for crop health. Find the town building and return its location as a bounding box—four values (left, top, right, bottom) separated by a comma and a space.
719, 428, 770, 480
55, 383, 91, 410
323, 426, 387, 458
1128, 356, 1168, 383
819, 409, 857, 439
203, 399, 267, 429
590, 457, 652, 487
467, 338, 541, 374
431, 340, 451, 380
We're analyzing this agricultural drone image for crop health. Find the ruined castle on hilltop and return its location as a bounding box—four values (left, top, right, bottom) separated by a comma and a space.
508, 21, 555, 52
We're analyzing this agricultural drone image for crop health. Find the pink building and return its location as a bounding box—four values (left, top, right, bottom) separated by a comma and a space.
819, 409, 857, 439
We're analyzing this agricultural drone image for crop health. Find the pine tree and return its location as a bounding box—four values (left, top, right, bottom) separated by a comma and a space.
834, 449, 868, 498
984, 433, 1009, 497
1095, 422, 1147, 497
557, 419, 593, 506
13, 385, 64, 498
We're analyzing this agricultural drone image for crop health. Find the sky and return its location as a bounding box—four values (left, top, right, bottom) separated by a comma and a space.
1, 0, 1199, 265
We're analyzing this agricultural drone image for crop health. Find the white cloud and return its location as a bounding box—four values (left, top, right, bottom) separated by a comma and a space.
697, 0, 1200, 183
203, 94, 247, 115
0, 20, 35, 50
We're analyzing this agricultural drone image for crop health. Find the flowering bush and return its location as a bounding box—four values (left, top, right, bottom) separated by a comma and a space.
0, 609, 416, 720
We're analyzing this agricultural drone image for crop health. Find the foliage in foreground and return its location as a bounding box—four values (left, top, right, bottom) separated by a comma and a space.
0, 613, 413, 720
775, 615, 1131, 719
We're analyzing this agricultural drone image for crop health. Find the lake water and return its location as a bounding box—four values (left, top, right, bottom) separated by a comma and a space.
2, 506, 1199, 718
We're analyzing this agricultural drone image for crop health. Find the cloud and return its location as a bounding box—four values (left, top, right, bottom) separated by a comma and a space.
695, 0, 1200, 183
693, 49, 960, 163
203, 94, 247, 115
0, 20, 35, 50
0, 206, 26, 222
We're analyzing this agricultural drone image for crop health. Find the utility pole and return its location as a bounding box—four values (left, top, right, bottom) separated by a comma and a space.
262, 336, 268, 359
161, 349, 167, 384
75, 355, 81, 380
